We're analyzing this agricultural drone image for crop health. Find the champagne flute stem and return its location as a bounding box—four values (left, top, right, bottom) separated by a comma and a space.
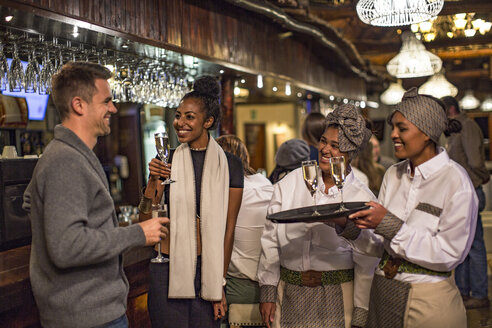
157, 240, 162, 257
312, 191, 321, 216
340, 187, 347, 211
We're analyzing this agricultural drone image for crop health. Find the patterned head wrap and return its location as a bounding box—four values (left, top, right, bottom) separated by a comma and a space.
325, 104, 372, 159
388, 87, 447, 144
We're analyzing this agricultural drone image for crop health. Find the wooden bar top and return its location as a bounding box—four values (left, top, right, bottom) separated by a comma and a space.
0, 244, 154, 326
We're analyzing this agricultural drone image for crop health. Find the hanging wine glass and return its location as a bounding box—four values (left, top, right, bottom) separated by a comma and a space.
0, 42, 8, 91
24, 49, 40, 93
39, 52, 54, 95
131, 66, 144, 103
9, 43, 24, 92
112, 60, 124, 103
54, 48, 63, 73
121, 64, 133, 103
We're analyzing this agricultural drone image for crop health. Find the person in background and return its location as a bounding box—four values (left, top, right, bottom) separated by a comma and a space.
301, 112, 326, 162
370, 135, 396, 170
139, 76, 244, 328
23, 62, 167, 328
348, 88, 477, 328
268, 138, 310, 184
258, 104, 379, 328
216, 135, 274, 308
351, 140, 386, 197
442, 95, 490, 309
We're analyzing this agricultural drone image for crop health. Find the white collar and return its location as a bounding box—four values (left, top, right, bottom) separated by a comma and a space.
406, 147, 449, 180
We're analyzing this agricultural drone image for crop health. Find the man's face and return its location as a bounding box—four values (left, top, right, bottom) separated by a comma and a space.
86, 79, 117, 137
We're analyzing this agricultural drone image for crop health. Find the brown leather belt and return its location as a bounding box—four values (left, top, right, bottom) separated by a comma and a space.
280, 266, 354, 288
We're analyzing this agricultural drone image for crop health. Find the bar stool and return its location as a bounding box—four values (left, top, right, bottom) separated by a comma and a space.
228, 303, 265, 328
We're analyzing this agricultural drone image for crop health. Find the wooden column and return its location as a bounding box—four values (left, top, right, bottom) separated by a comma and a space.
220, 75, 235, 136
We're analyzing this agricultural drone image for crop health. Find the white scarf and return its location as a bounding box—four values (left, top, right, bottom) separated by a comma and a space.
168, 137, 229, 300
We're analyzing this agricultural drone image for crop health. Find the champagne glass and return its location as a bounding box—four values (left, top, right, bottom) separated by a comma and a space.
150, 203, 169, 264
329, 156, 347, 212
0, 42, 8, 91
9, 43, 24, 92
24, 49, 39, 93
302, 160, 320, 216
155, 131, 175, 184
39, 53, 54, 95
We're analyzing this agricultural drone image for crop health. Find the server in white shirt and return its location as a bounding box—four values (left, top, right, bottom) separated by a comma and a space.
216, 135, 274, 305
258, 104, 380, 328
348, 88, 478, 328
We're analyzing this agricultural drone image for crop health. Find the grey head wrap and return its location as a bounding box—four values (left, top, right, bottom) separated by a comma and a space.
325, 104, 372, 159
275, 139, 310, 170
388, 87, 447, 144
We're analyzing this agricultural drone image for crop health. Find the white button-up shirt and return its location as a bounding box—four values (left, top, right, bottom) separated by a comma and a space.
258, 167, 379, 310
354, 148, 478, 283
228, 173, 274, 281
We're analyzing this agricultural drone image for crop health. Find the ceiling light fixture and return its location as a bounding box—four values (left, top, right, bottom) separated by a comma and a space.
356, 0, 444, 27
481, 96, 492, 111
380, 80, 406, 105
412, 13, 492, 43
285, 82, 291, 96
4, 16, 13, 22
386, 31, 442, 78
460, 90, 480, 110
257, 75, 263, 89
72, 26, 79, 38
418, 72, 458, 98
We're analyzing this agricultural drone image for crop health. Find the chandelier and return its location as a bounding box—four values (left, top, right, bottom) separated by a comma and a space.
387, 31, 442, 78
418, 72, 458, 98
380, 80, 406, 105
411, 13, 492, 42
356, 0, 444, 27
460, 90, 480, 110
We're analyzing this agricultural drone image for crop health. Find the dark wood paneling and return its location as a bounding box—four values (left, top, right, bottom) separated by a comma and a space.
6, 0, 365, 98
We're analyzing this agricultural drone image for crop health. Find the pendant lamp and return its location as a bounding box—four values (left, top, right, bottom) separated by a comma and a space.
386, 31, 442, 78
480, 95, 492, 111
460, 90, 480, 110
418, 72, 458, 98
356, 0, 444, 27
381, 80, 406, 105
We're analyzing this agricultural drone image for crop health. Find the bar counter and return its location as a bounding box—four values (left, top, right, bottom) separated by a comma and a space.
0, 245, 153, 327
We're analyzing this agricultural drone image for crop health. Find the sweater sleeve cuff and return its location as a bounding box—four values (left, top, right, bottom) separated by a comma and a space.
351, 307, 368, 327
335, 219, 361, 240
374, 211, 403, 241
260, 285, 277, 303
124, 223, 147, 247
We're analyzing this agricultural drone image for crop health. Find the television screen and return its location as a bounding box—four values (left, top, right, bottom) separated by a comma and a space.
1, 58, 50, 121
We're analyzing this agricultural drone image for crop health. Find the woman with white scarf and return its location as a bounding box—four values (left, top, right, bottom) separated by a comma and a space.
258, 104, 380, 328
347, 88, 477, 328
139, 76, 244, 328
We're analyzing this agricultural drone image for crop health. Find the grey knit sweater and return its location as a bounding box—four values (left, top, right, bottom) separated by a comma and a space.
23, 125, 145, 328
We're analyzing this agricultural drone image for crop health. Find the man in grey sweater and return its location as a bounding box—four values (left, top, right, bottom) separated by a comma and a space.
23, 62, 168, 328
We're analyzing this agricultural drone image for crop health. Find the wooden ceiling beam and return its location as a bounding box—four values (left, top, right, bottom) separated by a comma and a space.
446, 69, 490, 79
355, 34, 492, 54
365, 48, 492, 65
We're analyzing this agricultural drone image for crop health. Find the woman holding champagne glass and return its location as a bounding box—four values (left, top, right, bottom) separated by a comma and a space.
346, 88, 477, 328
258, 104, 380, 328
138, 75, 244, 328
